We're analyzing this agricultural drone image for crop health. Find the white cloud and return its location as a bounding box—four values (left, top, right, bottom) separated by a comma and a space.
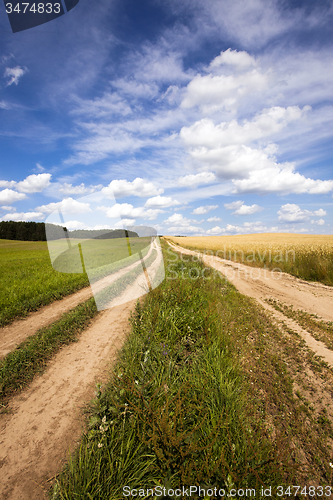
232, 162, 333, 195
4, 66, 27, 86
63, 221, 88, 231
113, 218, 136, 228
72, 93, 132, 118
206, 226, 225, 235
224, 200, 263, 215
105, 203, 163, 221
144, 195, 180, 208
178, 172, 216, 187
277, 204, 327, 223
165, 213, 199, 226
1, 205, 15, 211
37, 197, 92, 215
311, 219, 325, 226
181, 67, 268, 113
0, 189, 26, 204
0, 180, 17, 189
102, 178, 163, 198
181, 107, 309, 149
313, 209, 327, 216
16, 174, 51, 193
59, 183, 101, 195
209, 48, 256, 70
192, 205, 218, 215
224, 221, 268, 234
207, 216, 221, 222
0, 100, 10, 109
1, 212, 44, 222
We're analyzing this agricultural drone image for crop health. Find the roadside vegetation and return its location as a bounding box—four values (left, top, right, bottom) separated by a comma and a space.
166, 234, 333, 286
0, 298, 98, 406
0, 239, 89, 327
51, 243, 333, 499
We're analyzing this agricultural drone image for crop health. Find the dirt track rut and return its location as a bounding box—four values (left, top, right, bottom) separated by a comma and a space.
167, 241, 333, 366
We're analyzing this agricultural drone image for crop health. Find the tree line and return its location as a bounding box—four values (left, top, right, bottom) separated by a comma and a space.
0, 221, 138, 241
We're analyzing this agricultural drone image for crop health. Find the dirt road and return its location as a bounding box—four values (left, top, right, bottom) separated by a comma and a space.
0, 241, 161, 359
0, 298, 137, 500
0, 241, 163, 500
167, 241, 333, 366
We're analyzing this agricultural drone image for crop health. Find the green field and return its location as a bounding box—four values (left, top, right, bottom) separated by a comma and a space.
0, 237, 153, 327
0, 239, 89, 327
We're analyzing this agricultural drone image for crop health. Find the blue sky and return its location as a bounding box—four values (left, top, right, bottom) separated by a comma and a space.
0, 0, 333, 235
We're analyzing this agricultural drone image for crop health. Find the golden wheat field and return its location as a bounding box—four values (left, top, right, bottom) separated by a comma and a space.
165, 233, 333, 286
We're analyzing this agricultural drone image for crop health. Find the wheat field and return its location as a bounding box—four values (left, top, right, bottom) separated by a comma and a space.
165, 233, 333, 286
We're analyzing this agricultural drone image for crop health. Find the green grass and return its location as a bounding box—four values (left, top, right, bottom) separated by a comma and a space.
0, 239, 89, 327
51, 244, 333, 499
0, 237, 153, 327
0, 298, 98, 404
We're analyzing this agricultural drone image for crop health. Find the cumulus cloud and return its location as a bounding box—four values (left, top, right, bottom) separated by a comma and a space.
59, 183, 101, 195
0, 180, 17, 189
0, 189, 26, 204
313, 209, 327, 216
224, 200, 263, 215
1, 205, 15, 211
206, 226, 224, 235
105, 203, 163, 221
181, 107, 309, 149
209, 48, 256, 70
4, 66, 27, 86
37, 197, 91, 215
207, 216, 221, 222
311, 219, 325, 226
16, 174, 51, 193
277, 204, 326, 223
102, 178, 163, 198
0, 211, 44, 222
181, 64, 268, 113
144, 195, 180, 208
178, 172, 216, 187
192, 205, 218, 215
165, 213, 201, 227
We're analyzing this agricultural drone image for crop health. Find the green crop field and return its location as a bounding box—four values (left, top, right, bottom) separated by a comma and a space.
0, 239, 89, 327
0, 236, 154, 327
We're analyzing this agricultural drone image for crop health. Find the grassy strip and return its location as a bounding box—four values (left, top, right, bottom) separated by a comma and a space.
0, 298, 98, 404
51, 245, 333, 499
0, 240, 90, 327
267, 298, 333, 350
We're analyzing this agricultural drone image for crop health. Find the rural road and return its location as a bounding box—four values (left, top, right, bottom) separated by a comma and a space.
0, 240, 159, 359
167, 240, 333, 366
0, 239, 332, 498
0, 240, 163, 500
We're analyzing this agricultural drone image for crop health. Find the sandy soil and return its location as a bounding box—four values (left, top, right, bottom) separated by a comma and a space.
0, 287, 93, 359
167, 241, 333, 366
0, 299, 136, 500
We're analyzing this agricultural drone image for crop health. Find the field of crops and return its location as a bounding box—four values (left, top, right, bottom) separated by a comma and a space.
0, 237, 155, 327
0, 239, 89, 327
166, 233, 333, 286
